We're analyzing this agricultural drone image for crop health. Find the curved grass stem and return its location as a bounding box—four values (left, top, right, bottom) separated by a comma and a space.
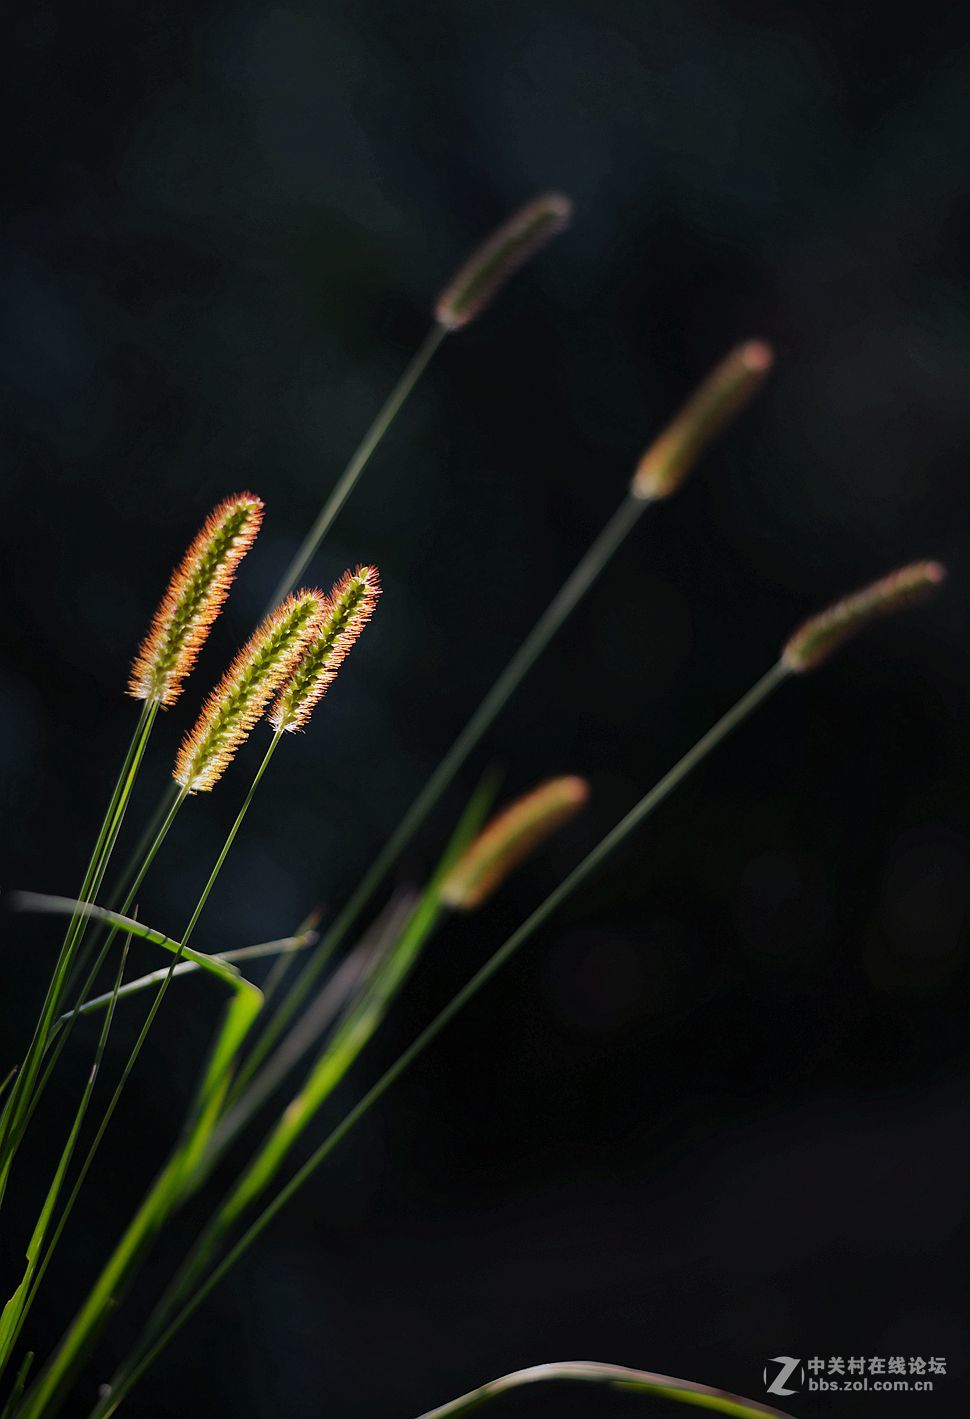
412, 1360, 795, 1419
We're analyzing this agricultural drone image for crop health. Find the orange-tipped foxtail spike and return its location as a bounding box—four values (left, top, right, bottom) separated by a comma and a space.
782, 561, 946, 673
440, 776, 590, 911
129, 493, 264, 707
270, 566, 381, 733
631, 341, 774, 502
174, 589, 325, 793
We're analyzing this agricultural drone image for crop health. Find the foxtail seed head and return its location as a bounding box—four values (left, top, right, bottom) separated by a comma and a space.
128, 494, 264, 707
782, 561, 946, 674
631, 341, 774, 501
435, 192, 573, 331
174, 589, 324, 792
270, 565, 381, 733
440, 776, 590, 911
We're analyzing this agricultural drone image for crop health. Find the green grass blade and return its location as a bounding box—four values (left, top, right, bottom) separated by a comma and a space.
10, 895, 261, 1001
0, 1350, 33, 1419
411, 1361, 796, 1419
212, 893, 413, 1151
222, 888, 443, 1223
14, 742, 288, 1419
12, 987, 261, 1419
54, 928, 317, 1025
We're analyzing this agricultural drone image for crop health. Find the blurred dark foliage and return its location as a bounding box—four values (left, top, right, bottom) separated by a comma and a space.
2, 1, 969, 1415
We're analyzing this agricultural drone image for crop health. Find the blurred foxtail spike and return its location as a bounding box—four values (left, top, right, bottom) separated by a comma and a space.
782, 560, 946, 673
440, 776, 590, 910
435, 192, 573, 331
631, 341, 773, 501
174, 590, 324, 793
270, 566, 381, 733
129, 493, 264, 707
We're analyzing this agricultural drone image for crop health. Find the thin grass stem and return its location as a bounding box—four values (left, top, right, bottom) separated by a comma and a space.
267, 326, 445, 608
183, 731, 283, 946
66, 783, 183, 1000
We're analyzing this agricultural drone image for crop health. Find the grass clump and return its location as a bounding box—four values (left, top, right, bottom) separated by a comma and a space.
0, 192, 948, 1419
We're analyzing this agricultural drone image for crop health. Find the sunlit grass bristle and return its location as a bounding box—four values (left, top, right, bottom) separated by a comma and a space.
440, 775, 590, 910
631, 340, 774, 502
128, 493, 264, 707
174, 590, 325, 793
435, 192, 573, 331
782, 560, 946, 674
269, 566, 381, 734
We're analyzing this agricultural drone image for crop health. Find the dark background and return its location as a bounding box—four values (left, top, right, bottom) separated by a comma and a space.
2, 1, 969, 1415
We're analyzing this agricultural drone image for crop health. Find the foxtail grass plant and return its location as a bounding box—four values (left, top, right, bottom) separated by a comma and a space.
0, 582, 326, 1398
8, 576, 383, 1418
2, 189, 950, 1419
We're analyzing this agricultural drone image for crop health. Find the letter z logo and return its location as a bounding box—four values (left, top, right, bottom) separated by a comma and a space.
764, 1356, 803, 1396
